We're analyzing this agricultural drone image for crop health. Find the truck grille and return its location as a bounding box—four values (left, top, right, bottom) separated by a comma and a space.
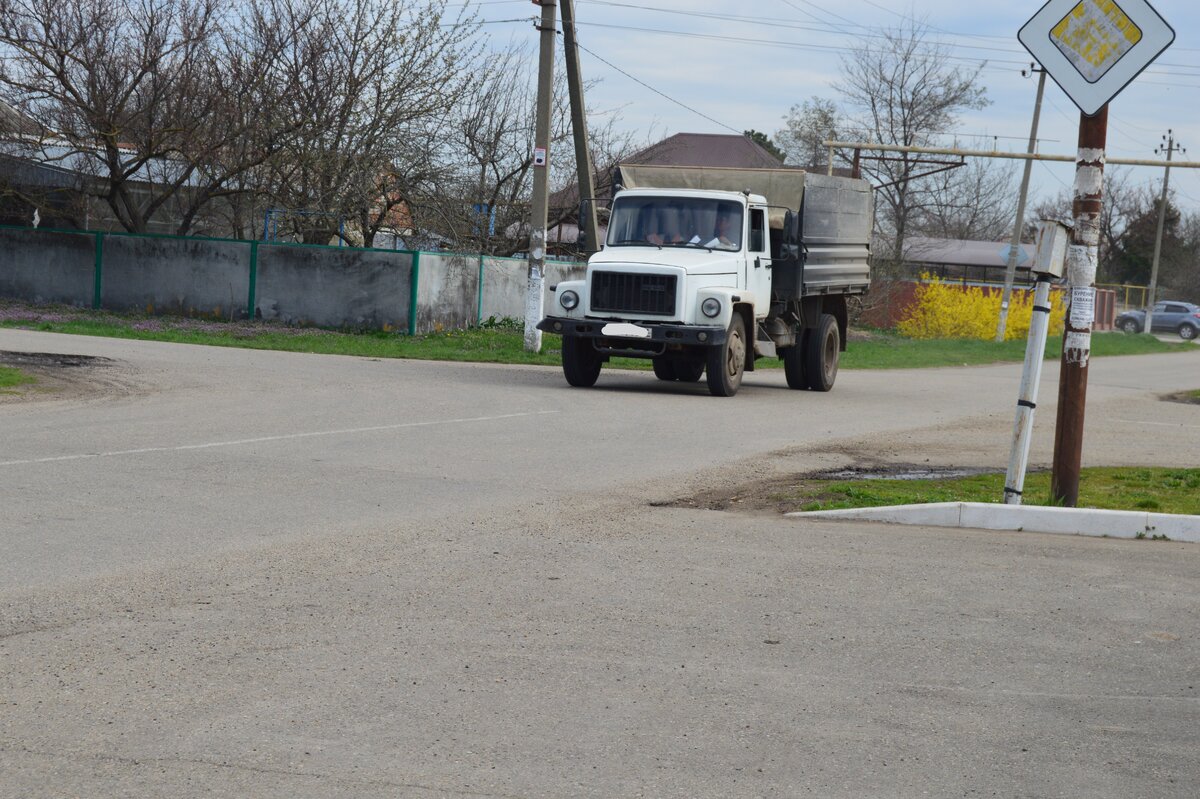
590, 272, 677, 316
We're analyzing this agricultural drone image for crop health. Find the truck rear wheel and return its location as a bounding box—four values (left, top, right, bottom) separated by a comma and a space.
781, 329, 809, 390
706, 314, 746, 397
804, 314, 839, 392
562, 335, 602, 387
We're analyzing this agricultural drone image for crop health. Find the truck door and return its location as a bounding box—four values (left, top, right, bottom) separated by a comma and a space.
747, 206, 771, 316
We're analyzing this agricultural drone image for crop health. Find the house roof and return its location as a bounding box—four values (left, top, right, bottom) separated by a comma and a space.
623, 132, 784, 169
550, 132, 786, 214
0, 101, 40, 137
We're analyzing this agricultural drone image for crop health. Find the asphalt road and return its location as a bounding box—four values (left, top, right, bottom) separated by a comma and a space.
2, 329, 1198, 798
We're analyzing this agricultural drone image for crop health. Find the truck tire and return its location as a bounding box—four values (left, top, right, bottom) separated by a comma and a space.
706, 314, 746, 397
561, 335, 602, 387
674, 358, 705, 383
803, 313, 839, 392
780, 329, 809, 390
652, 357, 678, 381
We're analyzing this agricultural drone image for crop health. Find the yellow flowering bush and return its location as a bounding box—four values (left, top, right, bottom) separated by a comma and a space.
896, 274, 1065, 341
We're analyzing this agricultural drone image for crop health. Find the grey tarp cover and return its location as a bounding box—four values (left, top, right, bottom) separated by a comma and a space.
613, 163, 872, 246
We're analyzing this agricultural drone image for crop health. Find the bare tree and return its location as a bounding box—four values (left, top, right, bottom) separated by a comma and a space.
0, 0, 323, 235
910, 158, 1018, 241
835, 20, 989, 267
413, 43, 637, 257
0, 0, 228, 232
775, 97, 840, 169
261, 0, 477, 245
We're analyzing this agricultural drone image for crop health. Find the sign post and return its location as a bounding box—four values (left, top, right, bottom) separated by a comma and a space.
1004, 221, 1069, 505
1018, 0, 1174, 505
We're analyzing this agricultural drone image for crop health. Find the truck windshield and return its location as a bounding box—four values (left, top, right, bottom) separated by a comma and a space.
606, 197, 743, 251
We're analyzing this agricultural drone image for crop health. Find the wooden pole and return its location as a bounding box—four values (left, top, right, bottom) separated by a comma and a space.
1051, 106, 1107, 506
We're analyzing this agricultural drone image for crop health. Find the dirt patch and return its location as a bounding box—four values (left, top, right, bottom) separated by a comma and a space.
654, 462, 997, 515
0, 350, 136, 405
1162, 390, 1200, 406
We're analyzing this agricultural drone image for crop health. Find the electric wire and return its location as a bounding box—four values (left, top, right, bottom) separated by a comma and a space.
572, 40, 742, 134
575, 1, 1200, 80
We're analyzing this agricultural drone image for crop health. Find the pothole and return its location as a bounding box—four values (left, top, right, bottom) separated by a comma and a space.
0, 351, 113, 369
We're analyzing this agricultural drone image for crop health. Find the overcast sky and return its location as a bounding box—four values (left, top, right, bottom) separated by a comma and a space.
467, 0, 1200, 220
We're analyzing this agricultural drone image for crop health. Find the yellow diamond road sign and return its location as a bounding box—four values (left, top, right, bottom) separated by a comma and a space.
1019, 0, 1174, 115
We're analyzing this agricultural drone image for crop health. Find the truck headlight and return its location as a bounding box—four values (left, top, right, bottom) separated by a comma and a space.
559, 290, 579, 311
701, 297, 721, 318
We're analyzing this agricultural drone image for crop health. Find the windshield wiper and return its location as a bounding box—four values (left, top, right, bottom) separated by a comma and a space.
611, 239, 662, 249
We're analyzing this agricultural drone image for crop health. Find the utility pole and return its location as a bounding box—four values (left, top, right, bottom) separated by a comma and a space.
524, 0, 557, 353
560, 0, 599, 256
1144, 130, 1182, 334
1051, 106, 1107, 507
995, 64, 1047, 342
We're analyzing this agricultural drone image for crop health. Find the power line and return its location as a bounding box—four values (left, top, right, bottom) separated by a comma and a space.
574, 20, 1027, 69
576, 1, 1200, 81
573, 40, 741, 134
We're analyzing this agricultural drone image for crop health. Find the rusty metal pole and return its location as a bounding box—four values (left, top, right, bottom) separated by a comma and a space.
851, 148, 861, 179
1051, 106, 1107, 507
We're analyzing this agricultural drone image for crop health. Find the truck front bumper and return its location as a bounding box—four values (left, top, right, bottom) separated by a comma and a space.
537, 316, 727, 347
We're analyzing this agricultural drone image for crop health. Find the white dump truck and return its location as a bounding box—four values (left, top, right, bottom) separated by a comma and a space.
538, 164, 873, 396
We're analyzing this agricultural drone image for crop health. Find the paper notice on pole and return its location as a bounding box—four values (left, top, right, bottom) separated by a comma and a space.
1070, 287, 1095, 327
1064, 331, 1092, 365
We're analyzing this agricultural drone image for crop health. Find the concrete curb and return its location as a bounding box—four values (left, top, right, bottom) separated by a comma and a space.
787, 502, 1200, 543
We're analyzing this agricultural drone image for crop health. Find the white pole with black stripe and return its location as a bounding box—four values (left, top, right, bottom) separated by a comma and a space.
1004, 221, 1069, 505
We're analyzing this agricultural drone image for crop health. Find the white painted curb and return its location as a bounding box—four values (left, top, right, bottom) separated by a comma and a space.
787, 502, 1200, 543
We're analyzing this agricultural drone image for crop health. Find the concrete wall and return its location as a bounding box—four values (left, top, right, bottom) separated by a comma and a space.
101, 235, 250, 317
417, 253, 480, 333
478, 257, 587, 322
0, 228, 590, 333
256, 244, 413, 330
0, 228, 95, 306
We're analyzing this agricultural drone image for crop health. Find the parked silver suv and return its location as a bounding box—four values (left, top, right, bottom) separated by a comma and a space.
1115, 301, 1200, 340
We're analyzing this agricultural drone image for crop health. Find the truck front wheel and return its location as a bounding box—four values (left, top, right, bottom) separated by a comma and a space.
706, 314, 746, 397
562, 335, 602, 387
804, 313, 839, 392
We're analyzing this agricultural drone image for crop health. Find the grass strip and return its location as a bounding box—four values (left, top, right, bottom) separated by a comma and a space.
0, 365, 36, 391
1, 301, 1191, 371
786, 467, 1200, 516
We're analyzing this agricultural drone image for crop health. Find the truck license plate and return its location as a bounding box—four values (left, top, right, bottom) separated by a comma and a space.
601, 322, 650, 339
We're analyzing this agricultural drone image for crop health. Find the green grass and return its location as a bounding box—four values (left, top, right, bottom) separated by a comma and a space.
788, 467, 1200, 515
804, 330, 1182, 370
1, 302, 1191, 371
0, 365, 36, 391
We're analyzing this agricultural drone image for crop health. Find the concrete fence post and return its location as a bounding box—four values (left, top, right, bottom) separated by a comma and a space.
477, 254, 485, 326
92, 231, 104, 310
408, 251, 421, 336
247, 240, 259, 320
